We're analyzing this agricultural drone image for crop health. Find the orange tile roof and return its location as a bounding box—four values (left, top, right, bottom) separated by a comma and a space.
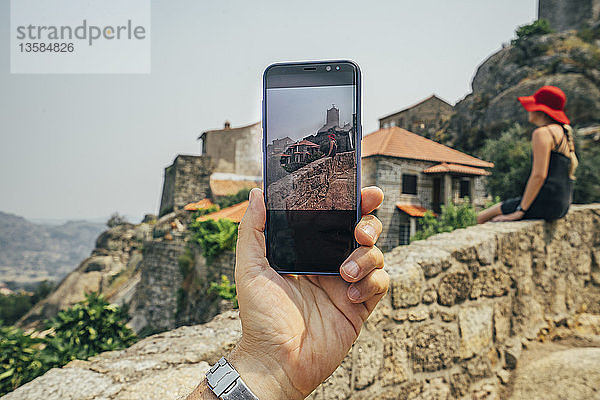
361, 127, 494, 168
423, 162, 491, 176
184, 198, 215, 211
296, 140, 320, 147
198, 201, 248, 223
396, 204, 436, 217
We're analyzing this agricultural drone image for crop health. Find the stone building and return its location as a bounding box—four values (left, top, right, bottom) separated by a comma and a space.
378, 95, 454, 140
538, 0, 600, 32
158, 155, 213, 216
158, 121, 262, 216
362, 127, 493, 250
197, 121, 263, 196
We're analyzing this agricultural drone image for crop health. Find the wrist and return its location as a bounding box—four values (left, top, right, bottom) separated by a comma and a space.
228, 340, 303, 400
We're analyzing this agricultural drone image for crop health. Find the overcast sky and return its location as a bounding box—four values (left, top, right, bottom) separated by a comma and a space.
266, 85, 355, 143
0, 0, 537, 223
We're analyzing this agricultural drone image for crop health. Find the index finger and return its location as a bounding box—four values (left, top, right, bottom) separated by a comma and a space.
361, 186, 384, 215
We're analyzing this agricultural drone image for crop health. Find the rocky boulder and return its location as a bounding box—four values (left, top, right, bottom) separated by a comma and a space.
449, 31, 600, 152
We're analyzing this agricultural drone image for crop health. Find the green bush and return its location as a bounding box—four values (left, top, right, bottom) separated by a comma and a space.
512, 18, 553, 46
0, 325, 44, 396
190, 205, 219, 218
42, 292, 137, 366
189, 218, 238, 261
0, 293, 136, 396
411, 200, 477, 242
215, 188, 251, 209
208, 275, 238, 308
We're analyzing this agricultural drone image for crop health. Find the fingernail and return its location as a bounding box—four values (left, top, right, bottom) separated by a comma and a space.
361, 223, 377, 241
348, 285, 361, 301
341, 260, 359, 279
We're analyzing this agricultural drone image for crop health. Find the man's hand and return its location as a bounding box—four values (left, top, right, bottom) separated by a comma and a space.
491, 210, 524, 222
230, 186, 388, 400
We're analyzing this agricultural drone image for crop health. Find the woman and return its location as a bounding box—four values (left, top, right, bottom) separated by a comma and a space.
477, 86, 578, 224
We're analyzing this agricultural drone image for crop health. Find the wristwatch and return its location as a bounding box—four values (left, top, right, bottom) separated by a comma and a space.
516, 204, 527, 213
206, 357, 259, 400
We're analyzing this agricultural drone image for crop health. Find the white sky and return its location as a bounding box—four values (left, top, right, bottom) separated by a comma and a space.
0, 0, 537, 222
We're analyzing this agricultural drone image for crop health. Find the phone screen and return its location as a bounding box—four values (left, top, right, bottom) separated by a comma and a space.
263, 62, 360, 274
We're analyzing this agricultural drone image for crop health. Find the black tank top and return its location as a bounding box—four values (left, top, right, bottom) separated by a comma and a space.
525, 126, 573, 220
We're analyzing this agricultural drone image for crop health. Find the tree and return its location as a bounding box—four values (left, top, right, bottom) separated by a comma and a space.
107, 212, 129, 228
512, 18, 553, 46
480, 124, 531, 200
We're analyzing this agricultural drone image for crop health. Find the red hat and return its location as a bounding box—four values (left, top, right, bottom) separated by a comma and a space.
518, 86, 570, 124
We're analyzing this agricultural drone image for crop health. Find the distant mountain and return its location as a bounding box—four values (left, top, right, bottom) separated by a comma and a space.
0, 211, 106, 287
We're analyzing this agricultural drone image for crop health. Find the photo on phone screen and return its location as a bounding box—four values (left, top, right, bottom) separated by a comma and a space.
263, 61, 361, 274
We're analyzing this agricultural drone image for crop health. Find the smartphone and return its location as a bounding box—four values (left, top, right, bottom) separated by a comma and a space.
262, 60, 362, 275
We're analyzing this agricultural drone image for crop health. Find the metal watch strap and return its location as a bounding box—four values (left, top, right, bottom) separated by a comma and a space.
206, 357, 259, 400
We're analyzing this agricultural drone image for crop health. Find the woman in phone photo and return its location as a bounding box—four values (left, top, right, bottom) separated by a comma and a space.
477, 85, 578, 224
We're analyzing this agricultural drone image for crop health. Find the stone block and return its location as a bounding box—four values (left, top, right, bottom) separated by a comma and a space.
390, 262, 424, 308
352, 329, 383, 389
437, 269, 472, 306
504, 338, 522, 370
493, 297, 512, 343
449, 373, 471, 398
476, 238, 497, 265
458, 304, 493, 359
411, 324, 458, 372
470, 265, 512, 298
512, 295, 546, 339
382, 326, 410, 386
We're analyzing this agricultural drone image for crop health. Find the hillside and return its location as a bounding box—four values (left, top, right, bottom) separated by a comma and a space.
448, 28, 600, 153
0, 211, 105, 287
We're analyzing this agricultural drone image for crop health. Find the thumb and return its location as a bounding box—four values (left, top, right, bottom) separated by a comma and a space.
235, 188, 268, 278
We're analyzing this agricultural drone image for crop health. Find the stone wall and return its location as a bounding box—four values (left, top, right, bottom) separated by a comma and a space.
268, 151, 357, 211
7, 204, 600, 400
159, 155, 213, 216
379, 95, 454, 140
538, 0, 600, 32
128, 239, 189, 333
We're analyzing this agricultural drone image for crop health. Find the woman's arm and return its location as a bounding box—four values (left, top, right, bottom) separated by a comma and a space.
521, 127, 553, 210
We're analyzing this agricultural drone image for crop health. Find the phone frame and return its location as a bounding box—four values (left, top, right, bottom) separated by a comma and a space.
262, 59, 362, 275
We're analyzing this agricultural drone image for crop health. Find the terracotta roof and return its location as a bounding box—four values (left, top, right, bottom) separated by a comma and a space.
210, 179, 262, 196
198, 201, 248, 223
184, 198, 215, 211
296, 140, 320, 147
423, 162, 491, 176
361, 127, 494, 168
396, 204, 436, 217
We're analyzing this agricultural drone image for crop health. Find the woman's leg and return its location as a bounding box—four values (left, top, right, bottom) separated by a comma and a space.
477, 203, 503, 224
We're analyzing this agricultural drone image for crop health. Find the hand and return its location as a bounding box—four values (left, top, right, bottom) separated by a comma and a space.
491, 210, 524, 222
230, 186, 388, 400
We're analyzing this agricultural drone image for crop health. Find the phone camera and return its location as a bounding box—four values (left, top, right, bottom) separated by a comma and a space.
326, 66, 331, 71
335, 66, 340, 71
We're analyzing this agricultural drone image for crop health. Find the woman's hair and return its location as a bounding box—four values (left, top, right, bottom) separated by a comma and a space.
545, 113, 579, 180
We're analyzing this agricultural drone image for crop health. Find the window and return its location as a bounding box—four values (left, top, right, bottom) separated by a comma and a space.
402, 174, 417, 195
460, 179, 470, 198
